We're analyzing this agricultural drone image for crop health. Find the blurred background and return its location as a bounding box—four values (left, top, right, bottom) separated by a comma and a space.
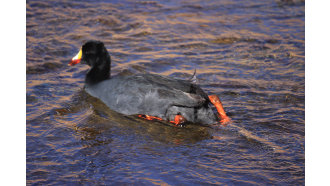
27, 0, 304, 185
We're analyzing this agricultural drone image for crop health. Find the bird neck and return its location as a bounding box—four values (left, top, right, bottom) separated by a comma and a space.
85, 56, 111, 85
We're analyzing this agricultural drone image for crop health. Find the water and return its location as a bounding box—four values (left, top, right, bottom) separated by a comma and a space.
26, 0, 305, 185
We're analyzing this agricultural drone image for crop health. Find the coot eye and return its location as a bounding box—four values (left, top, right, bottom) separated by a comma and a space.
85, 51, 95, 55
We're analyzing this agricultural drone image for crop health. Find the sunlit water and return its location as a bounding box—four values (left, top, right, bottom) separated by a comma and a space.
26, 0, 304, 185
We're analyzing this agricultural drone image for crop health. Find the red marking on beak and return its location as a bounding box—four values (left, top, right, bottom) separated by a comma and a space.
68, 58, 81, 66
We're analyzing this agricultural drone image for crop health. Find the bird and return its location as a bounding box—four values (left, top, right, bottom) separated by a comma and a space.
69, 40, 230, 126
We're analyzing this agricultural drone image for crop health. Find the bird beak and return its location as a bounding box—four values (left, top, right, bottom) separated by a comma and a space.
68, 48, 82, 66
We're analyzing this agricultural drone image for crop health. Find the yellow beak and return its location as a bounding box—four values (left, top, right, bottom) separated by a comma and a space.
68, 48, 82, 66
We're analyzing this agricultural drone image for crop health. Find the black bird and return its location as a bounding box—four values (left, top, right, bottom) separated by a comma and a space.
69, 40, 230, 125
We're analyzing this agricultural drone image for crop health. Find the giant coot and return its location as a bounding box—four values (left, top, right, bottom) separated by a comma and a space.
69, 40, 230, 125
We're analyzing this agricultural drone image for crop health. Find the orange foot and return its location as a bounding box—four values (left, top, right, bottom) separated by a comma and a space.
138, 114, 185, 126
170, 114, 186, 126
138, 114, 163, 121
208, 95, 231, 125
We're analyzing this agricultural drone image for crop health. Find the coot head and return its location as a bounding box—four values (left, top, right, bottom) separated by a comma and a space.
69, 40, 110, 67
69, 40, 111, 84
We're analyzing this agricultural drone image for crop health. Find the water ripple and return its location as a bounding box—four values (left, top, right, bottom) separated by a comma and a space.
27, 0, 304, 185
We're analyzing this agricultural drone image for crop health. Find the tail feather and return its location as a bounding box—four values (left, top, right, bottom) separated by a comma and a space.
189, 69, 197, 84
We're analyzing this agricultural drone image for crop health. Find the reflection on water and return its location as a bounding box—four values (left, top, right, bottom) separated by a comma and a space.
27, 0, 304, 185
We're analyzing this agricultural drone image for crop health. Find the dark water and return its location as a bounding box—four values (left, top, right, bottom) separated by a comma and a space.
26, 0, 305, 185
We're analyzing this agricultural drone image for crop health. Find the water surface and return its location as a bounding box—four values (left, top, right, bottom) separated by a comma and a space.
27, 0, 305, 185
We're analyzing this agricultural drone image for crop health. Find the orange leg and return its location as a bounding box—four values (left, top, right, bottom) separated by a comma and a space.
170, 114, 186, 126
138, 114, 163, 121
138, 114, 185, 126
208, 95, 231, 124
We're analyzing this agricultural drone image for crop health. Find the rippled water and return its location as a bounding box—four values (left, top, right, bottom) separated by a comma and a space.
26, 0, 305, 185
